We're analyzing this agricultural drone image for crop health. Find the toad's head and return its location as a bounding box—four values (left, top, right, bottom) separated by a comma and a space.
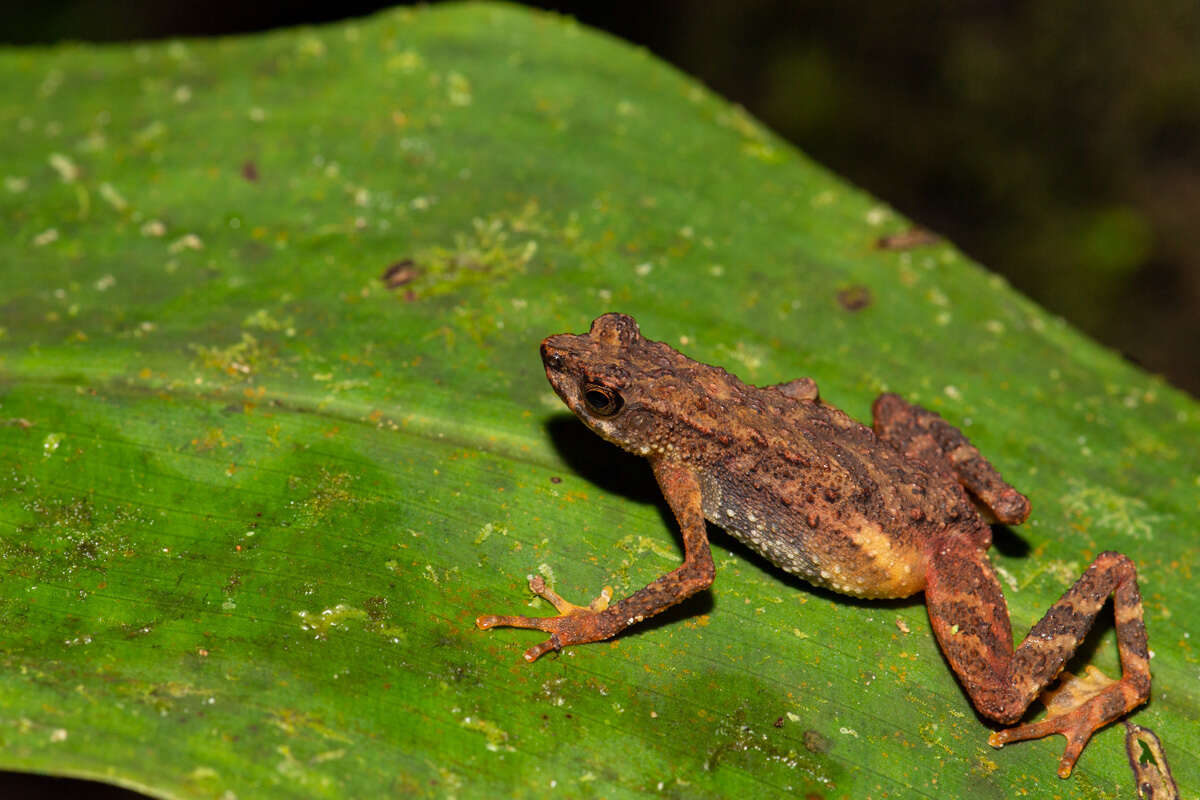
540, 313, 672, 455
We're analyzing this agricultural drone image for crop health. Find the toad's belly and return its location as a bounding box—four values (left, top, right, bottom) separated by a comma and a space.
699, 475, 927, 599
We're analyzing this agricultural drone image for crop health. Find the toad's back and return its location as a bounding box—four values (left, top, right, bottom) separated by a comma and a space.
672, 377, 977, 598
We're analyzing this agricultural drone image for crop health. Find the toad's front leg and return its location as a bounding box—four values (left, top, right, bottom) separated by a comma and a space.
925, 535, 1150, 778
476, 458, 715, 661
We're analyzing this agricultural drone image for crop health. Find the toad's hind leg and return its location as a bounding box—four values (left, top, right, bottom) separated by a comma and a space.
925, 536, 1150, 778
872, 393, 1031, 524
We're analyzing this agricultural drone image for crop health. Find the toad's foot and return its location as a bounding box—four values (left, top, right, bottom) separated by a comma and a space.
989, 666, 1143, 778
476, 575, 613, 662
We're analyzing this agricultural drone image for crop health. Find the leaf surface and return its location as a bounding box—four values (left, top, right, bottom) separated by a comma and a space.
1, 4, 1196, 798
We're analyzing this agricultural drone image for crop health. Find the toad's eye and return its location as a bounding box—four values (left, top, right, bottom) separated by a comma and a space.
582, 383, 623, 417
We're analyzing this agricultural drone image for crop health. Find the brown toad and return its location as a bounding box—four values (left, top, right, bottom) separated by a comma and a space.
477, 313, 1150, 778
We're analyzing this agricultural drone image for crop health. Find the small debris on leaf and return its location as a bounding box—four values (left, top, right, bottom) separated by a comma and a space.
875, 227, 939, 250
837, 285, 872, 312
382, 258, 420, 289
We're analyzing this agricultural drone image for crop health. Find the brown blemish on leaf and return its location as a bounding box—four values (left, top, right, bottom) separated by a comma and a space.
192, 428, 234, 452
836, 285, 872, 312
241, 161, 259, 182
12, 494, 138, 581
382, 258, 419, 289
875, 227, 939, 250
363, 596, 388, 622
803, 729, 829, 753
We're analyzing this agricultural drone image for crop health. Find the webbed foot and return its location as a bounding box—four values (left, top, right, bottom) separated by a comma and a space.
989, 666, 1143, 778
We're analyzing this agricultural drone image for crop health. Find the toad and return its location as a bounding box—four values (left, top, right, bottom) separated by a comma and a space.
477, 313, 1150, 778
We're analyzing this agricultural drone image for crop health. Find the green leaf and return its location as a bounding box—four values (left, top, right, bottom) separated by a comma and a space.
1, 4, 1196, 798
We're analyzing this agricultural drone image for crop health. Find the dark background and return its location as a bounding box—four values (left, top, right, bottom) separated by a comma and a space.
3, 1, 1197, 795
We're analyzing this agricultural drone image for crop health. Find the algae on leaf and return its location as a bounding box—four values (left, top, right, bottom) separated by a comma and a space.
1, 3, 1197, 799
